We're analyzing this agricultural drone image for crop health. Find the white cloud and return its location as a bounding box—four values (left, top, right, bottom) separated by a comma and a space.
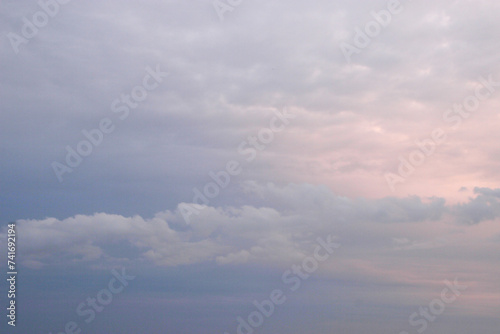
3, 182, 499, 297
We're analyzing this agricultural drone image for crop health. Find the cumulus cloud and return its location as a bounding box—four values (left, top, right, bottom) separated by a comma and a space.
4, 183, 500, 286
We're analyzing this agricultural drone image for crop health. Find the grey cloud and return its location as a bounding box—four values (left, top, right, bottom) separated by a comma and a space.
474, 187, 500, 198
3, 0, 500, 222
451, 187, 500, 224
3, 182, 497, 272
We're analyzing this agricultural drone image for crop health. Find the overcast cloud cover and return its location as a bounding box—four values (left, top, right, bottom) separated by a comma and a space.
1, 0, 500, 333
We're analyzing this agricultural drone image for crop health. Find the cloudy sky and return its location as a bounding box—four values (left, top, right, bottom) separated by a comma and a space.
1, 0, 500, 333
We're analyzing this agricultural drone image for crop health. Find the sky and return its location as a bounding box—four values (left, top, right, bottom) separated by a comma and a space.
1, 0, 500, 333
